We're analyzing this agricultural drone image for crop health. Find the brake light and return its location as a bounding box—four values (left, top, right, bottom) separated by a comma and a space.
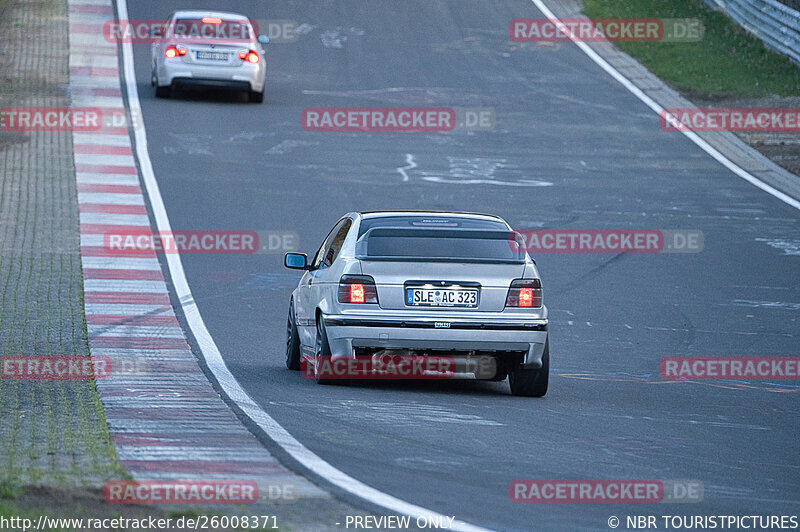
238, 50, 259, 63
350, 284, 365, 304
201, 17, 222, 24
505, 279, 542, 308
338, 275, 378, 304
519, 288, 534, 307
164, 45, 187, 58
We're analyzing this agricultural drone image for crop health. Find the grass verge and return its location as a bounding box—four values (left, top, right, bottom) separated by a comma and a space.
582, 0, 800, 98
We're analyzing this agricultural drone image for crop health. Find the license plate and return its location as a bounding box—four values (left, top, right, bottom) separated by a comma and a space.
406, 288, 478, 308
196, 51, 228, 61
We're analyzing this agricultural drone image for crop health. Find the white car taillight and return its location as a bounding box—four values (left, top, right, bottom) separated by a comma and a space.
164, 45, 187, 58
238, 49, 259, 63
338, 275, 379, 304
505, 279, 542, 308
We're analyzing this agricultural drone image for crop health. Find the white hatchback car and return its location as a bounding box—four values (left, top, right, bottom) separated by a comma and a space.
151, 10, 268, 102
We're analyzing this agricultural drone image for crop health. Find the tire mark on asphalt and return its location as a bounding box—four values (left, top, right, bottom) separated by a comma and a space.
396, 153, 416, 182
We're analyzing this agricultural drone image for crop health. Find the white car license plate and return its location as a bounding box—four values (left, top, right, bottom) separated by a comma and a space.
196, 51, 228, 61
406, 288, 478, 307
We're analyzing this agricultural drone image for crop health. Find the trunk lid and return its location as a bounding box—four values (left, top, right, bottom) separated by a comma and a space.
359, 261, 525, 311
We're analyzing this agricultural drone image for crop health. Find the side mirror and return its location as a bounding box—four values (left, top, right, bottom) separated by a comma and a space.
284, 252, 309, 270
257, 34, 270, 45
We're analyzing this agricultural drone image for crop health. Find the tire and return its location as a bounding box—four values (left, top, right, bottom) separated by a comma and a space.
509, 338, 549, 397
155, 84, 171, 98
314, 315, 335, 385
248, 90, 264, 103
285, 301, 301, 370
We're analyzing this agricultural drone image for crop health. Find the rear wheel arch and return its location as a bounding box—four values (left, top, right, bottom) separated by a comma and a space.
314, 307, 326, 344
314, 309, 335, 385
285, 297, 301, 370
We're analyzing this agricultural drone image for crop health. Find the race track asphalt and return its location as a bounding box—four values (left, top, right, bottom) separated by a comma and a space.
125, 1, 800, 529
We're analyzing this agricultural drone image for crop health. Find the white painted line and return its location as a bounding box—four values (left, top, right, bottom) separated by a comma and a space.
81, 233, 112, 246
82, 257, 162, 270
70, 0, 112, 5
115, 0, 492, 528
77, 192, 145, 205
77, 173, 140, 185
71, 40, 117, 49
118, 472, 327, 497
69, 33, 115, 45
85, 304, 172, 316
70, 55, 119, 68
115, 446, 281, 460
103, 399, 227, 408
89, 349, 189, 359
75, 153, 136, 166
71, 95, 130, 108
83, 279, 168, 293
74, 133, 133, 146
87, 325, 185, 338
80, 234, 155, 247
69, 76, 121, 88
530, 0, 800, 212
68, 13, 114, 23
70, 48, 118, 58
80, 212, 151, 226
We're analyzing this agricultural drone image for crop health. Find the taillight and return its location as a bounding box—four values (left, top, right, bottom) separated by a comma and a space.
338, 275, 378, 304
350, 284, 365, 303
238, 50, 259, 63
201, 17, 222, 24
164, 45, 187, 58
505, 279, 542, 308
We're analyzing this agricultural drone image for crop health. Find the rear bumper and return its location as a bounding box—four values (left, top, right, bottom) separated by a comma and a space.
323, 314, 548, 369
157, 61, 265, 92
171, 78, 252, 91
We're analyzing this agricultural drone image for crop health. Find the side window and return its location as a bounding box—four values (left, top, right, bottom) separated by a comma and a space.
163, 14, 175, 39
312, 218, 350, 269
323, 219, 352, 267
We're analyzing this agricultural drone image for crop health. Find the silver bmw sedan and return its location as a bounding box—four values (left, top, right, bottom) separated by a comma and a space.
151, 10, 268, 102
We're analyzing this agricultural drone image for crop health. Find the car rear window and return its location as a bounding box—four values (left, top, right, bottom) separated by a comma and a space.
357, 215, 508, 238
171, 18, 253, 40
355, 227, 526, 263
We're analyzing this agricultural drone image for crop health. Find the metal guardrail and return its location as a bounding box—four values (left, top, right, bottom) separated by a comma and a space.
705, 0, 800, 66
